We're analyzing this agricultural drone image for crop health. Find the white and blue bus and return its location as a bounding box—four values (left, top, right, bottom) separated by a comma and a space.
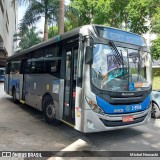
5, 25, 152, 133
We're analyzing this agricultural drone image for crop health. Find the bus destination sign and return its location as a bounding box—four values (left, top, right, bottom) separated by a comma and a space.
95, 27, 146, 46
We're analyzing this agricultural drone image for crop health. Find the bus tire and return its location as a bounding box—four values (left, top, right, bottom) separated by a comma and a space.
151, 102, 160, 119
43, 95, 61, 125
12, 88, 18, 103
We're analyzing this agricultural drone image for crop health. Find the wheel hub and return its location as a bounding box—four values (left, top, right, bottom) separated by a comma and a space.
46, 104, 56, 118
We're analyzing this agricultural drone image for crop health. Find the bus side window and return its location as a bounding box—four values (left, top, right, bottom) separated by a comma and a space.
31, 50, 44, 73
10, 61, 21, 74
44, 46, 61, 74
25, 58, 32, 74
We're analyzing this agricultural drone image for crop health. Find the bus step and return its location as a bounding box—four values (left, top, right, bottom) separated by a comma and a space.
20, 100, 25, 104
60, 119, 75, 127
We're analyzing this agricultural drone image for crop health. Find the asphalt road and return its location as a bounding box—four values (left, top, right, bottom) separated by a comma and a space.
0, 82, 160, 160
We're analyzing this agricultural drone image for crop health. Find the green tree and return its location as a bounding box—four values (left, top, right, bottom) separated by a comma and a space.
151, 35, 160, 60
48, 26, 58, 38
14, 27, 42, 51
12, 0, 59, 41
65, 7, 80, 30
69, 0, 97, 25
149, 0, 160, 60
69, 0, 159, 34
48, 20, 73, 39
150, 2, 160, 34
20, 0, 59, 41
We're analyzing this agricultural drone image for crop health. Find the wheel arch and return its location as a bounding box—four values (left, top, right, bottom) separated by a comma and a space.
152, 100, 160, 110
42, 92, 53, 112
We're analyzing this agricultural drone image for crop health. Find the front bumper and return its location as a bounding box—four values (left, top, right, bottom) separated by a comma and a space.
83, 107, 151, 133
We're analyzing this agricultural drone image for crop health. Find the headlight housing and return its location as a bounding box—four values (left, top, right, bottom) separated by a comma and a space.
85, 96, 104, 114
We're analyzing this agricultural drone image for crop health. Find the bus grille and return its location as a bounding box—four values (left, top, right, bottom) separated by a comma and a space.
99, 114, 147, 127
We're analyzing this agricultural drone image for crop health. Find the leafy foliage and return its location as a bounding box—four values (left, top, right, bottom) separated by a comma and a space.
150, 2, 160, 34
65, 8, 79, 31
125, 0, 149, 34
48, 20, 75, 39
68, 0, 159, 35
48, 26, 58, 38
149, 0, 160, 60
13, 0, 59, 40
151, 35, 160, 60
12, 0, 160, 57
14, 27, 42, 51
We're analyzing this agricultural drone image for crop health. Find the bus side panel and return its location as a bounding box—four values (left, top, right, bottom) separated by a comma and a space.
4, 74, 9, 94
9, 74, 21, 100
25, 74, 38, 109
25, 74, 60, 114
74, 86, 84, 131
59, 79, 65, 120
19, 74, 23, 100
19, 74, 24, 100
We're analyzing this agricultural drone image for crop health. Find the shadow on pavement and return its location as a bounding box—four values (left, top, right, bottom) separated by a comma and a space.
2, 96, 142, 144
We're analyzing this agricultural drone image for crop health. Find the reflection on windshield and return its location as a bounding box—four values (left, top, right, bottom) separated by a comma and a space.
91, 44, 151, 92
107, 68, 128, 82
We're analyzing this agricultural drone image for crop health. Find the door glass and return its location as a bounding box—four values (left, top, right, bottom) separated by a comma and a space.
64, 47, 78, 122
72, 49, 78, 118
64, 51, 72, 118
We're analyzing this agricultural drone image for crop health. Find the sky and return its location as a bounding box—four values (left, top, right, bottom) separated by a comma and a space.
18, 0, 70, 33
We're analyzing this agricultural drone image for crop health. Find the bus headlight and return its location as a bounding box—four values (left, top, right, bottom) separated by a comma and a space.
85, 96, 104, 114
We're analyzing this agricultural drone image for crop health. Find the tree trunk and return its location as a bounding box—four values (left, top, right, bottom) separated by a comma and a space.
44, 16, 48, 41
58, 0, 64, 34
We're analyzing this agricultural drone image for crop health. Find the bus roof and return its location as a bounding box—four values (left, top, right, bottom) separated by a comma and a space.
8, 24, 146, 61
8, 27, 81, 61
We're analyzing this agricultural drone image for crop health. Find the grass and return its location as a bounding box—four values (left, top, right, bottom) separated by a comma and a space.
152, 67, 160, 90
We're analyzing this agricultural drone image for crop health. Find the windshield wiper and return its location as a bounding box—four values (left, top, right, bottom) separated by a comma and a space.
109, 41, 127, 80
109, 41, 124, 66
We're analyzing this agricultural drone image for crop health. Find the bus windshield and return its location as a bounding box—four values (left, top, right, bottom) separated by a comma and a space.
91, 43, 151, 92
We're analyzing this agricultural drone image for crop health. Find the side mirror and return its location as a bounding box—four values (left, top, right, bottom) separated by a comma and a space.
85, 46, 93, 64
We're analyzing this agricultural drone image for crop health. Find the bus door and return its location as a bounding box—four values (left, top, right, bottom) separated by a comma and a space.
63, 46, 78, 124
21, 59, 27, 101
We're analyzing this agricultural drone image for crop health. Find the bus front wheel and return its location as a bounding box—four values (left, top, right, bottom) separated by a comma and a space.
151, 102, 160, 119
43, 95, 61, 125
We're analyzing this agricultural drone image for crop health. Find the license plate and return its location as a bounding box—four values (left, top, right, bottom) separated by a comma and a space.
122, 116, 134, 122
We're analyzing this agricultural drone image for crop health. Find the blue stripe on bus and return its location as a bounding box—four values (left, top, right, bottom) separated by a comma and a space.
96, 95, 150, 114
